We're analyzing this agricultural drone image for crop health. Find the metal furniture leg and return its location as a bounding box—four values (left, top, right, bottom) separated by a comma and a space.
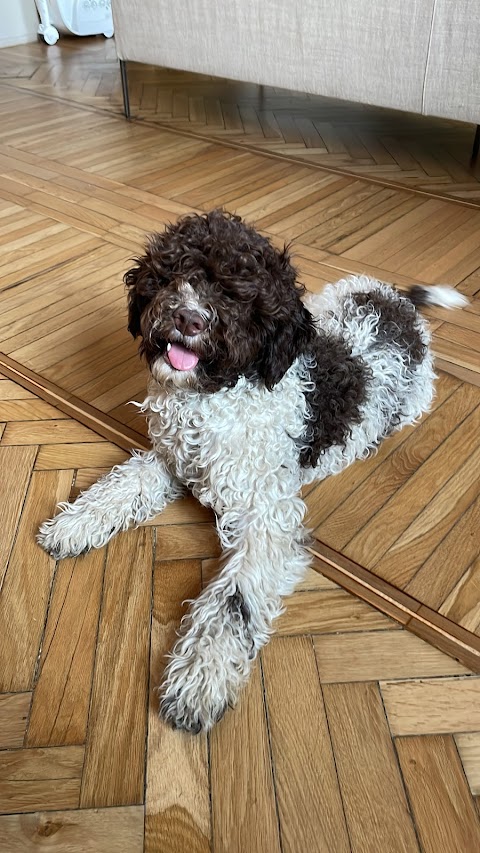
471, 124, 480, 166
120, 60, 131, 120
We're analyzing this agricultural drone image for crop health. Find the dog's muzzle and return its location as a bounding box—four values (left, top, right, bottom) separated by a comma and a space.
163, 306, 207, 371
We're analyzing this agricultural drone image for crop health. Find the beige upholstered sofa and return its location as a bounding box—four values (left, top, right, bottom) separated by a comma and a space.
112, 0, 479, 153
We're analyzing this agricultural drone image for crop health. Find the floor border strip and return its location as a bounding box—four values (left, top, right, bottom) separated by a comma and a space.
0, 353, 149, 453
308, 540, 480, 673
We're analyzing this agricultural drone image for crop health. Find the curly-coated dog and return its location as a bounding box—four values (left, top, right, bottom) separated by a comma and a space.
38, 209, 467, 732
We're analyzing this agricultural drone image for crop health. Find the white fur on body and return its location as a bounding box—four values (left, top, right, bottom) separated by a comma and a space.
38, 275, 437, 732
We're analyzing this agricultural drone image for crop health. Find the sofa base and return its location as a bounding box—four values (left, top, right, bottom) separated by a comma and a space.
117, 60, 480, 167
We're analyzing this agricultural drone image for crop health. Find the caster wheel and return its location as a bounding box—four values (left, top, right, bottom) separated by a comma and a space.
43, 26, 59, 45
103, 29, 114, 38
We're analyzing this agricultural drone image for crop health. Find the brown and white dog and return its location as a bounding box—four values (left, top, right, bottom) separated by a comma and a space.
38, 209, 466, 732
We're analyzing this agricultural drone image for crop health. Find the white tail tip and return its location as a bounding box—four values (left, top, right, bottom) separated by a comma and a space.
411, 285, 469, 309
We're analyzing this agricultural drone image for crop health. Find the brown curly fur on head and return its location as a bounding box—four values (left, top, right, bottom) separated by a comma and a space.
125, 208, 370, 466
125, 209, 316, 392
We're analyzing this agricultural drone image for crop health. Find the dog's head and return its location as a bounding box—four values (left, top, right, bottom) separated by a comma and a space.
125, 209, 315, 391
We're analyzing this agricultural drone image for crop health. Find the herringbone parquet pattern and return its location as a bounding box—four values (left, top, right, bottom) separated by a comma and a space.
1, 35, 480, 852
1, 377, 480, 852
0, 37, 479, 204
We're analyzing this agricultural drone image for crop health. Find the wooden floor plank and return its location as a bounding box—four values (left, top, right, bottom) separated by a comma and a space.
0, 469, 73, 692
210, 663, 281, 853
308, 371, 462, 536
405, 494, 480, 609
314, 629, 469, 684
1, 419, 106, 446
0, 693, 31, 749
1, 270, 128, 356
0, 400, 66, 421
35, 443, 128, 470
407, 606, 480, 674
373, 444, 480, 590
440, 556, 480, 633
323, 682, 419, 852
26, 548, 107, 747
0, 354, 149, 453
0, 379, 36, 400
276, 587, 397, 636
262, 636, 350, 853
0, 244, 126, 325
455, 732, 480, 796
80, 527, 153, 808
0, 779, 80, 816
0, 745, 84, 815
0, 444, 37, 588
143, 494, 214, 527
156, 522, 221, 561
145, 559, 211, 853
0, 745, 84, 781
381, 676, 480, 736
396, 735, 480, 853
0, 805, 144, 852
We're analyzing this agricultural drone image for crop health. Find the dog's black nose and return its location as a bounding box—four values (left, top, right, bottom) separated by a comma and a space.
173, 307, 206, 336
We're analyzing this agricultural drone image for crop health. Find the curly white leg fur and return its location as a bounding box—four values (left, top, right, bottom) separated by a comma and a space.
160, 495, 309, 732
37, 450, 183, 559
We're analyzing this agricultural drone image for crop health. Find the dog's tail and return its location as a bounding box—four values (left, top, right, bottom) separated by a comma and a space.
407, 285, 469, 310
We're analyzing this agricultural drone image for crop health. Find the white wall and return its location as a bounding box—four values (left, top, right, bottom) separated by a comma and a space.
0, 0, 39, 48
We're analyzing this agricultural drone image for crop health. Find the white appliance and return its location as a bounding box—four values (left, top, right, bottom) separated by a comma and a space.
35, 0, 114, 45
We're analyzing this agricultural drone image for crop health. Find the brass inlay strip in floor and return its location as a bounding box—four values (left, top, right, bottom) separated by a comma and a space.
309, 540, 480, 673
0, 353, 149, 453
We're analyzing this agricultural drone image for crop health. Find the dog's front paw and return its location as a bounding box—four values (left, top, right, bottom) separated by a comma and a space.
160, 686, 228, 735
37, 507, 99, 559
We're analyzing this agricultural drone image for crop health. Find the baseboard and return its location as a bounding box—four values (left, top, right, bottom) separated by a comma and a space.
0, 32, 39, 48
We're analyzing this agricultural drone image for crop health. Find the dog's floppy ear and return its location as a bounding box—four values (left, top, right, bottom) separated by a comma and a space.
124, 238, 164, 339
255, 245, 316, 389
125, 271, 149, 339
259, 300, 315, 389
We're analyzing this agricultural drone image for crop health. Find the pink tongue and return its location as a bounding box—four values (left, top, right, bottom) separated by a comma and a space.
167, 343, 199, 371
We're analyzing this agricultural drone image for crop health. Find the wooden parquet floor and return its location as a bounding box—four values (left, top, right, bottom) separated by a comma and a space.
0, 37, 479, 204
1, 36, 480, 852
1, 377, 480, 852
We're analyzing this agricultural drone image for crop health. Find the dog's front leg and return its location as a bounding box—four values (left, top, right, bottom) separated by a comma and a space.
38, 450, 183, 559
160, 491, 310, 733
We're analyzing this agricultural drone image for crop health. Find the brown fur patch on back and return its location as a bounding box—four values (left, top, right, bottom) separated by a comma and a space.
353, 291, 426, 366
300, 332, 370, 468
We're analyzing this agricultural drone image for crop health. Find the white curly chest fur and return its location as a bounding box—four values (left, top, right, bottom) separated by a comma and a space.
143, 369, 307, 508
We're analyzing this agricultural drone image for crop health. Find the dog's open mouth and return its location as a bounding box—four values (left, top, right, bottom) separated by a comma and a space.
165, 341, 199, 371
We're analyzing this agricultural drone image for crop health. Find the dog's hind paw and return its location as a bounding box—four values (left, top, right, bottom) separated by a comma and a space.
159, 638, 251, 733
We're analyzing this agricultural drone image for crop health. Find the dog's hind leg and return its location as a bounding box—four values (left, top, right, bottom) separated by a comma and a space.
159, 491, 310, 733
37, 450, 183, 559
